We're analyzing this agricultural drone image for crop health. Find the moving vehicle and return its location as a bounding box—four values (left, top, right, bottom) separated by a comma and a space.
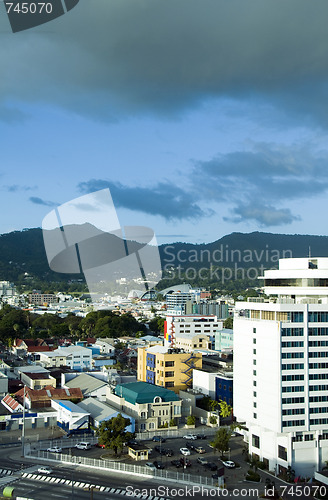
222, 460, 236, 468
195, 446, 206, 454
47, 446, 62, 453
75, 442, 91, 450
38, 466, 52, 474
180, 447, 191, 456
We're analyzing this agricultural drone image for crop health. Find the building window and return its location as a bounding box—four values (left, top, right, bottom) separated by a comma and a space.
165, 371, 175, 377
253, 381, 256, 386
253, 370, 257, 376
278, 446, 287, 461
253, 391, 257, 397
253, 413, 257, 419
252, 435, 260, 448
165, 381, 174, 388
253, 338, 256, 344
253, 349, 256, 355
253, 360, 256, 365
253, 402, 257, 408
253, 328, 256, 333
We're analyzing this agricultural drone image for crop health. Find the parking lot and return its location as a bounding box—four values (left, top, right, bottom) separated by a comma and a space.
59, 432, 249, 483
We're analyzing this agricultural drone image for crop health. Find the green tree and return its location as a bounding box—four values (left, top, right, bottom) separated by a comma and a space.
219, 400, 232, 418
96, 414, 134, 455
210, 427, 232, 457
223, 316, 233, 329
186, 415, 196, 425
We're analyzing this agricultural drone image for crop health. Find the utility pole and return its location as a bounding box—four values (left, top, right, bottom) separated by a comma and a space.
21, 385, 25, 457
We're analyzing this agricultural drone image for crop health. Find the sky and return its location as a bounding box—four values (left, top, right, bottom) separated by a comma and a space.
0, 0, 328, 245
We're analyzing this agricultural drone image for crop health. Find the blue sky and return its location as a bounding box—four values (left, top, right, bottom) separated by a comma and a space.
1, 0, 328, 244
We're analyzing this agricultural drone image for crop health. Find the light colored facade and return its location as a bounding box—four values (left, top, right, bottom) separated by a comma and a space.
138, 345, 202, 393
20, 372, 56, 390
174, 333, 210, 352
51, 399, 90, 434
214, 328, 233, 352
95, 338, 116, 355
164, 315, 222, 349
37, 346, 92, 370
106, 381, 182, 432
234, 257, 328, 477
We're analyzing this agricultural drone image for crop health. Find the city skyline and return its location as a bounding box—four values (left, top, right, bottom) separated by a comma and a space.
0, 1, 328, 244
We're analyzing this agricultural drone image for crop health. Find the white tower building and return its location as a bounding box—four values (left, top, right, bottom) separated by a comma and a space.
234, 257, 328, 477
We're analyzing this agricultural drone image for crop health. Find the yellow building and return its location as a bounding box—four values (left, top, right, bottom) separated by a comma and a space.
137, 345, 202, 393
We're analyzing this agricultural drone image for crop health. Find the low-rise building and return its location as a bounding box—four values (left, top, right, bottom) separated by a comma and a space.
20, 372, 56, 390
106, 381, 182, 432
138, 345, 202, 393
37, 345, 92, 371
15, 386, 83, 409
63, 372, 108, 401
51, 399, 90, 434
77, 397, 135, 432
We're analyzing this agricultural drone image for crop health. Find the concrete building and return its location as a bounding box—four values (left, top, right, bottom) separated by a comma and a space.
78, 397, 135, 432
138, 345, 202, 393
234, 257, 328, 477
37, 345, 92, 371
51, 399, 90, 434
174, 333, 210, 352
193, 368, 233, 405
214, 328, 233, 352
106, 381, 182, 432
20, 372, 56, 390
164, 315, 222, 349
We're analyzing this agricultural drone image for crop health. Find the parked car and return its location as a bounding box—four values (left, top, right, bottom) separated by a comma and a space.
145, 462, 156, 470
195, 446, 206, 454
38, 466, 52, 474
204, 462, 218, 471
221, 460, 236, 468
183, 434, 197, 440
185, 441, 196, 450
153, 460, 165, 469
163, 448, 173, 457
47, 446, 62, 453
152, 436, 166, 442
127, 439, 138, 446
196, 434, 207, 439
171, 459, 182, 468
180, 447, 191, 456
76, 442, 91, 450
197, 457, 208, 465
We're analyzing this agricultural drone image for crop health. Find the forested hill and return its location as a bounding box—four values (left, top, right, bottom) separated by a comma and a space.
0, 227, 328, 285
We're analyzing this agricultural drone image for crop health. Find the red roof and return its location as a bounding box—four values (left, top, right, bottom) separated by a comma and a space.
27, 346, 52, 353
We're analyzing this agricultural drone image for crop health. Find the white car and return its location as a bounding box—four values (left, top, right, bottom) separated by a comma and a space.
38, 466, 52, 474
180, 447, 191, 456
222, 460, 235, 468
47, 446, 62, 453
183, 434, 197, 440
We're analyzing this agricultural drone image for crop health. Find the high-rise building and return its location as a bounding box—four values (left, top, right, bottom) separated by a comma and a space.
234, 257, 328, 477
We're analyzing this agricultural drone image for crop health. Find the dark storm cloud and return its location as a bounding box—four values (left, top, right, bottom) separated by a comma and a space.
1, 0, 328, 124
192, 142, 328, 225
77, 179, 208, 220
29, 197, 57, 207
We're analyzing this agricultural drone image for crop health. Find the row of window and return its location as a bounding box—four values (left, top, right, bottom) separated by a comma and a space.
310, 418, 328, 425
282, 420, 305, 427
309, 340, 328, 347
309, 312, 328, 322
282, 374, 304, 381
310, 385, 328, 391
282, 408, 305, 415
282, 352, 304, 359
281, 328, 304, 336
281, 341, 304, 348
309, 363, 328, 369
310, 395, 328, 402
282, 364, 304, 370
309, 352, 328, 358
309, 407, 328, 414
282, 397, 305, 404
309, 328, 328, 336
309, 373, 328, 380
282, 386, 304, 392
